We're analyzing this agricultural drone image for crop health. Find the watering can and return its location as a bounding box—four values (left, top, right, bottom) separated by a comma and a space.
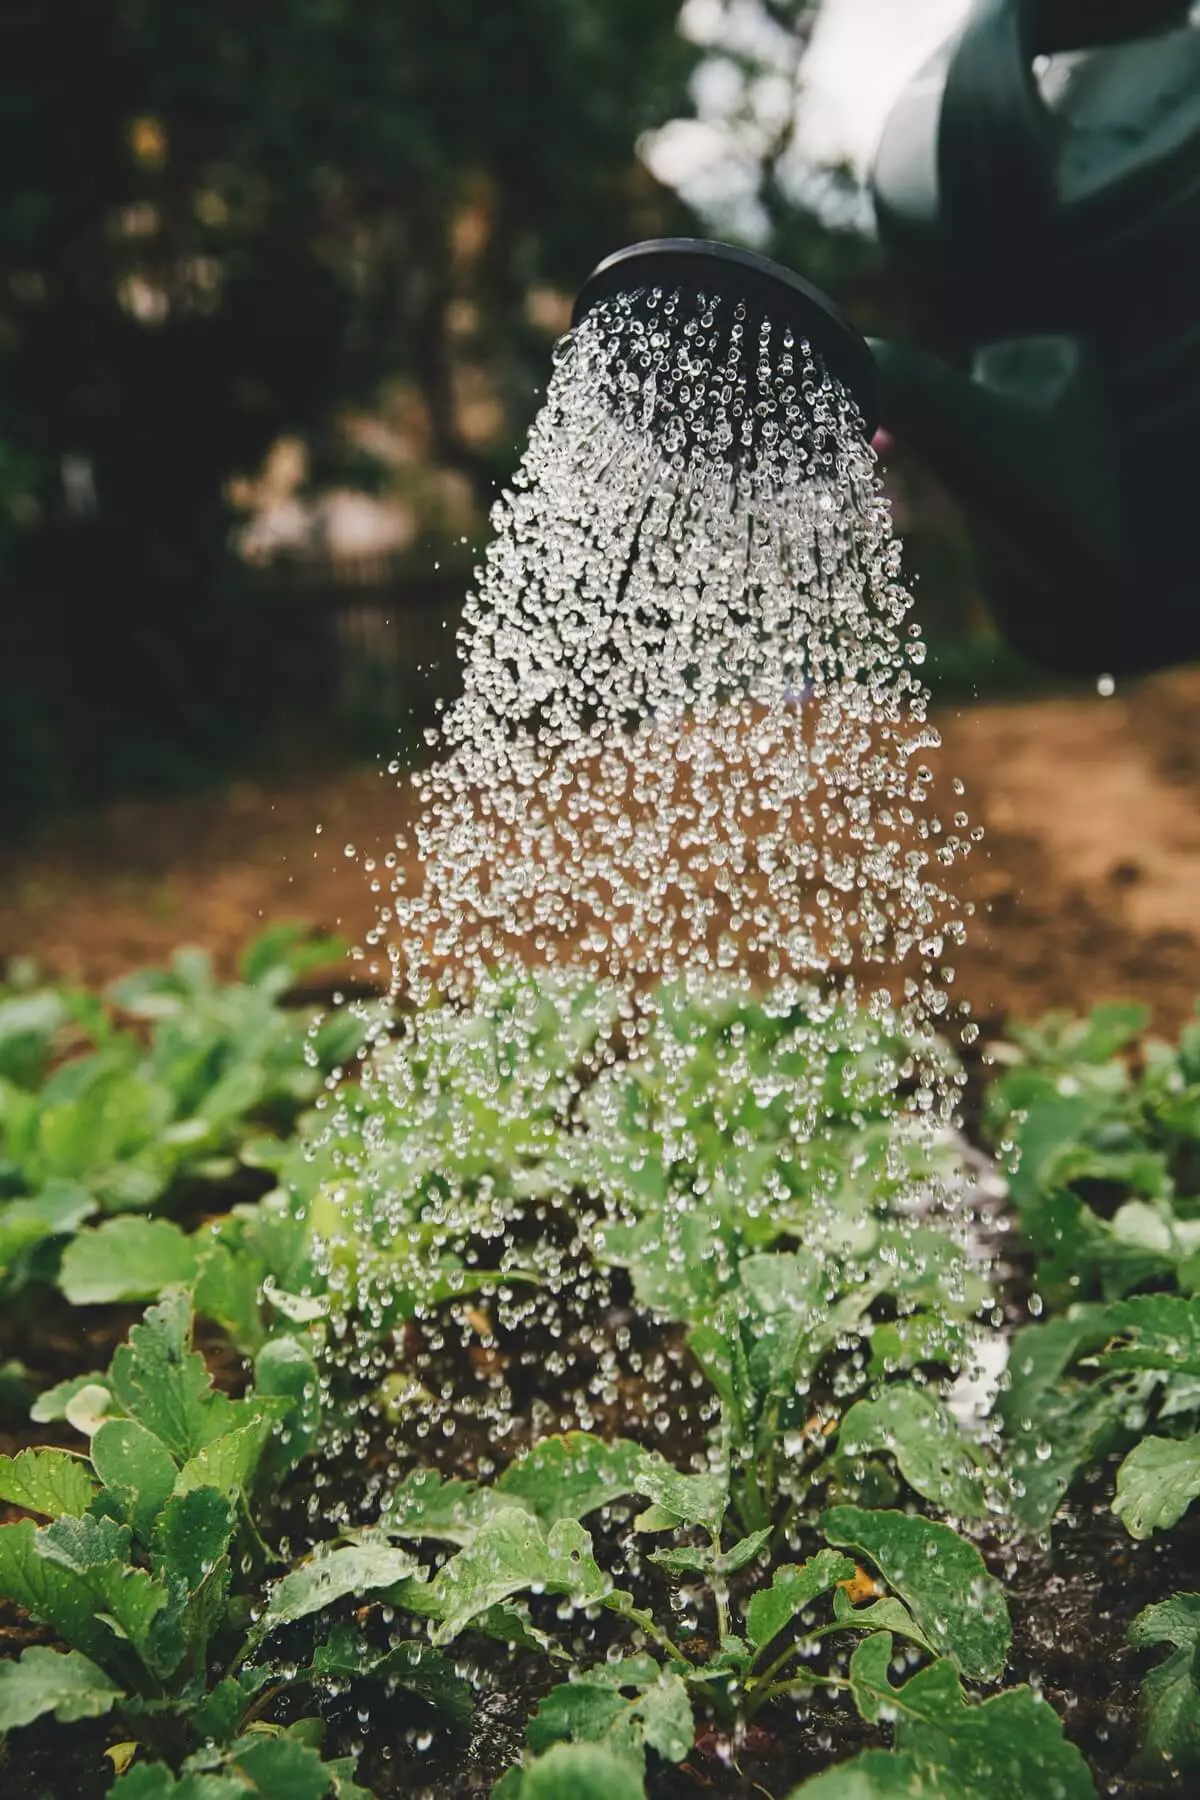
868, 0, 1200, 674
573, 0, 1200, 676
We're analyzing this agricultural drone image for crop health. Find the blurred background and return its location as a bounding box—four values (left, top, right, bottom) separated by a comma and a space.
2, 0, 1198, 1034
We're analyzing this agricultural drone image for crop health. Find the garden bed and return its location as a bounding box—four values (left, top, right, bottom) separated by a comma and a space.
4, 933, 1200, 1795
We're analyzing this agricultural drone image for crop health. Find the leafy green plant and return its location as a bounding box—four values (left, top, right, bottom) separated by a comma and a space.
241, 1427, 1087, 1800
0, 1290, 330, 1770
0, 926, 358, 1304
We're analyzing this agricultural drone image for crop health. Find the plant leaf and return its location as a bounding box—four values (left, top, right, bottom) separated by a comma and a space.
821, 1508, 1010, 1682
59, 1217, 200, 1305
257, 1540, 421, 1636
786, 1750, 964, 1797
831, 1584, 935, 1655
500, 1742, 647, 1800
1113, 1435, 1200, 1539
1128, 1592, 1200, 1778
174, 1416, 275, 1502
108, 1289, 239, 1461
845, 1634, 1094, 1798
528, 1660, 692, 1768
837, 1390, 988, 1518
310, 1623, 473, 1732
649, 1527, 770, 1579
0, 1645, 121, 1730
427, 1510, 611, 1645
92, 1419, 178, 1542
0, 1447, 98, 1519
745, 1550, 856, 1652
495, 1433, 647, 1525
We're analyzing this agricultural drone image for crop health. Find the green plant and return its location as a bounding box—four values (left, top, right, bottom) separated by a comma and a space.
0, 926, 358, 1304
0, 1292, 327, 1757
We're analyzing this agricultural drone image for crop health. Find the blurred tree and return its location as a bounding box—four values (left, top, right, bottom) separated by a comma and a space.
0, 0, 696, 822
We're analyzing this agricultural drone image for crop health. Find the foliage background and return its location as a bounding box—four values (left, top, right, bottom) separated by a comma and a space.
0, 0, 991, 833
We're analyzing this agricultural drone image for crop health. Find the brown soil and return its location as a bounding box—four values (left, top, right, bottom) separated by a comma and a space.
3, 666, 1200, 1037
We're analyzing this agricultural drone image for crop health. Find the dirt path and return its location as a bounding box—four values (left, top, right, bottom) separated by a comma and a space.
3, 666, 1200, 1035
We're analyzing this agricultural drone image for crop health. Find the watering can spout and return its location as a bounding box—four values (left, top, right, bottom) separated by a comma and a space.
869, 334, 1136, 674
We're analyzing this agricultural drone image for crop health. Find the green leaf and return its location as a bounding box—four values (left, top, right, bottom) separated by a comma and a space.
837, 1390, 988, 1519
194, 1242, 267, 1357
427, 1510, 611, 1645
92, 1419, 178, 1542
252, 1335, 322, 1479
108, 1289, 239, 1461
0, 1180, 97, 1278
626, 1451, 728, 1535
786, 1750, 962, 1798
257, 1540, 421, 1636
745, 1550, 856, 1652
528, 1660, 692, 1768
0, 1447, 98, 1518
1113, 1434, 1200, 1539
0, 1645, 121, 1730
831, 1584, 935, 1655
845, 1635, 1094, 1799
110, 1766, 244, 1798
38, 1512, 174, 1667
175, 1416, 275, 1502
821, 1508, 1010, 1682
379, 1468, 496, 1546
1128, 1592, 1200, 1778
310, 1623, 473, 1732
30, 1370, 108, 1424
153, 1487, 235, 1591
495, 1433, 647, 1525
217, 1733, 334, 1800
59, 1217, 200, 1305
1097, 1295, 1200, 1379
649, 1527, 770, 1578
500, 1743, 646, 1800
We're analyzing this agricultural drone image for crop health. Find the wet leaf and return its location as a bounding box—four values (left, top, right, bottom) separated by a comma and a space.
843, 1635, 1094, 1799
92, 1419, 178, 1542
107, 1290, 239, 1462
495, 1433, 647, 1525
310, 1623, 473, 1732
1097, 1295, 1200, 1378
257, 1540, 421, 1636
174, 1416, 276, 1502
786, 1750, 959, 1797
0, 1446, 98, 1519
152, 1487, 235, 1591
821, 1507, 1010, 1681
0, 1645, 121, 1730
379, 1468, 496, 1545
499, 1742, 646, 1800
837, 1389, 988, 1518
649, 1526, 770, 1578
744, 1550, 855, 1652
528, 1659, 692, 1768
1128, 1591, 1200, 1778
427, 1510, 611, 1644
831, 1584, 935, 1655
59, 1217, 199, 1305
1114, 1434, 1200, 1539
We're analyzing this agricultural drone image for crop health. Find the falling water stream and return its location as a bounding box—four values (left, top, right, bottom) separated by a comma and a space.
309, 282, 989, 1586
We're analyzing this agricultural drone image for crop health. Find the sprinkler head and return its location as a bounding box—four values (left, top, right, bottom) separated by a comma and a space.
572, 237, 879, 439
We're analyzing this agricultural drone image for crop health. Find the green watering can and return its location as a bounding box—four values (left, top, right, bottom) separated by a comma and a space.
574, 1, 1200, 676
869, 0, 1200, 674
